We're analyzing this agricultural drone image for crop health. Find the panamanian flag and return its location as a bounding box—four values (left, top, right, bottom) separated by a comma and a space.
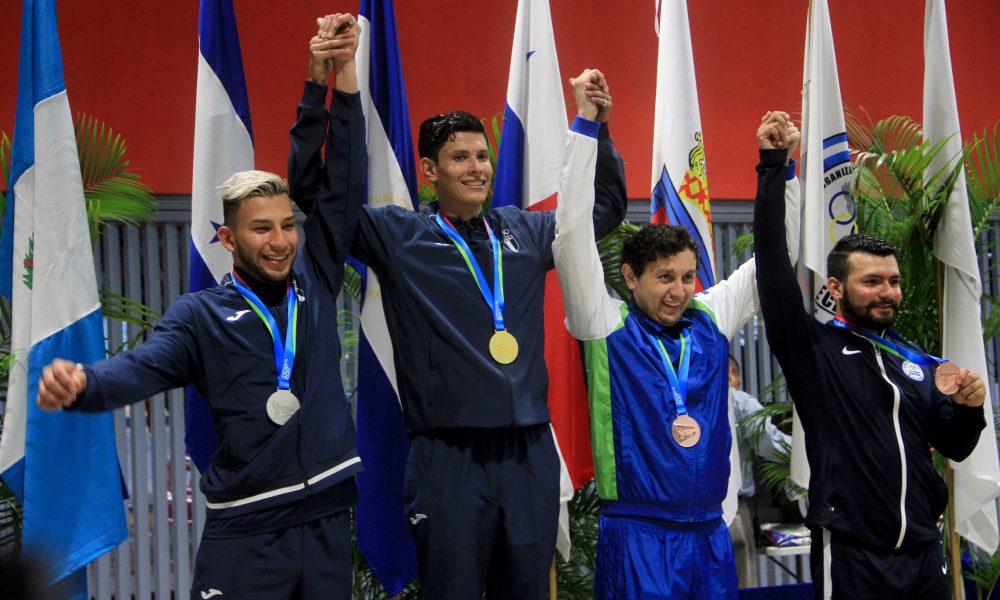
494, 0, 582, 560
0, 0, 127, 595
186, 0, 255, 471
353, 0, 418, 594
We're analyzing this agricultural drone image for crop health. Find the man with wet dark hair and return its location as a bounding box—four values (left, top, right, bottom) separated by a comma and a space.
290, 66, 626, 597
755, 154, 987, 596
553, 110, 801, 598
416, 110, 486, 161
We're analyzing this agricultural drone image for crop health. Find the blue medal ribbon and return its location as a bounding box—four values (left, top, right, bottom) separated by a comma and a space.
830, 317, 948, 367
640, 324, 692, 416
435, 213, 506, 331
231, 271, 299, 390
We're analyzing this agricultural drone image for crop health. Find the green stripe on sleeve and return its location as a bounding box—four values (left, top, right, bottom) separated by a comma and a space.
584, 337, 618, 500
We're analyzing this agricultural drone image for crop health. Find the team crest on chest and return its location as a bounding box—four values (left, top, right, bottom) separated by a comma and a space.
502, 229, 520, 253
901, 360, 924, 382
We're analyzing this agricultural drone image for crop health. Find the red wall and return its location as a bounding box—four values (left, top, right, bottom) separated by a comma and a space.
1, 1, 998, 200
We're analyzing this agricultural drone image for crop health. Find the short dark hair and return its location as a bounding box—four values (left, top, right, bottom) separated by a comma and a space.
826, 234, 899, 281
728, 354, 739, 371
621, 224, 700, 277
418, 111, 487, 161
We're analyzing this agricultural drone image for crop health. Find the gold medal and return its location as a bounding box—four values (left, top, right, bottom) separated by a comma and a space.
671, 414, 701, 448
935, 362, 960, 395
489, 330, 519, 364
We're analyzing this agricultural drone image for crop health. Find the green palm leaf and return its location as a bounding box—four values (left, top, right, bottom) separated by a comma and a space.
74, 114, 156, 243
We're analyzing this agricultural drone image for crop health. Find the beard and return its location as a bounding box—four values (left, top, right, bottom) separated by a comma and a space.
840, 285, 899, 330
232, 240, 293, 285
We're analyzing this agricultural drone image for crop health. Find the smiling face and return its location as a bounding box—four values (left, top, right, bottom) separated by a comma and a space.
218, 193, 298, 284
421, 131, 493, 220
623, 249, 698, 327
827, 252, 902, 330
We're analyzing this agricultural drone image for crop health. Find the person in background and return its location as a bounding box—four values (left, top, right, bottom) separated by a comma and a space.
727, 354, 791, 588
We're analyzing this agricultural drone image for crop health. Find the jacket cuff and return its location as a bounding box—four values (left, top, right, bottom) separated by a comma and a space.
571, 116, 601, 139
758, 148, 788, 169
302, 80, 328, 109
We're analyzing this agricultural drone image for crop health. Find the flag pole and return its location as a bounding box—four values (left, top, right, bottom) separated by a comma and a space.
549, 559, 557, 599
946, 464, 964, 597
938, 259, 963, 598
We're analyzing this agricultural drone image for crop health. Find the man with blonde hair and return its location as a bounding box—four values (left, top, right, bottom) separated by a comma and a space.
35, 14, 365, 600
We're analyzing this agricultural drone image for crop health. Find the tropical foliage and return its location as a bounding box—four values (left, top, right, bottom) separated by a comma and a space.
0, 116, 159, 560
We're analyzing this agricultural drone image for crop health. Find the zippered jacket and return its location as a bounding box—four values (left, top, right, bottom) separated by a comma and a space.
289, 93, 627, 434
553, 149, 800, 521
74, 87, 366, 520
754, 156, 985, 549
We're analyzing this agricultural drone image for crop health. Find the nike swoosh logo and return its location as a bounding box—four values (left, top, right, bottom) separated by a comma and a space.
409, 514, 428, 525
201, 590, 223, 599
842, 347, 862, 355
226, 310, 251, 322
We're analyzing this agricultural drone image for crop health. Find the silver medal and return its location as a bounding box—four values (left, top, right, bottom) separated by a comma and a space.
266, 389, 300, 425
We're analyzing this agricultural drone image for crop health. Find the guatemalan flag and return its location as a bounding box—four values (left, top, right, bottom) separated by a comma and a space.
186, 0, 254, 471
353, 0, 418, 594
0, 0, 127, 595
650, 0, 715, 294
924, 0, 1000, 553
494, 0, 581, 560
791, 0, 853, 491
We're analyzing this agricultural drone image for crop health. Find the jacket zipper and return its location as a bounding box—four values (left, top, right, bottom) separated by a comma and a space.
867, 338, 908, 549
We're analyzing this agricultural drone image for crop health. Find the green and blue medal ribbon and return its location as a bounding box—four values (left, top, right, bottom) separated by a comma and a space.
641, 325, 692, 416
231, 271, 299, 391
831, 316, 948, 367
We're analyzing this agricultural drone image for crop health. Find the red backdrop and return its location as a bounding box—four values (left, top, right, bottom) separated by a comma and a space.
1, 1, 998, 200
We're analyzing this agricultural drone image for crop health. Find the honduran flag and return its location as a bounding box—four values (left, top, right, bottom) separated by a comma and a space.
924, 0, 1000, 553
494, 0, 582, 560
650, 0, 715, 293
186, 0, 255, 471
352, 0, 419, 594
0, 0, 127, 594
791, 0, 853, 492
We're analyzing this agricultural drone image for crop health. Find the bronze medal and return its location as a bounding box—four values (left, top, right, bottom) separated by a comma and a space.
671, 414, 701, 448
935, 362, 960, 395
489, 330, 519, 364
266, 389, 300, 426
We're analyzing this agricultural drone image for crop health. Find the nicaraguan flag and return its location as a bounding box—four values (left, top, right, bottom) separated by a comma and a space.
0, 0, 127, 594
494, 0, 581, 560
650, 0, 715, 293
924, 0, 1000, 553
353, 0, 418, 593
186, 0, 254, 471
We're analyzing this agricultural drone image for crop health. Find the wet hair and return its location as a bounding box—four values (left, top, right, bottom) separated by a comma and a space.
826, 234, 898, 281
621, 224, 700, 277
219, 170, 289, 226
418, 111, 487, 161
